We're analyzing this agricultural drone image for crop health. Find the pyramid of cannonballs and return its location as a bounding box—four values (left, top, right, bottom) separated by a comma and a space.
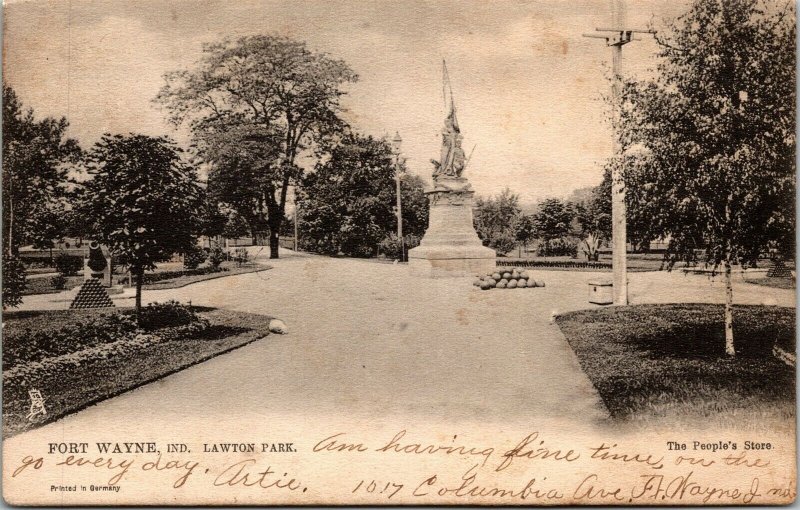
473, 267, 545, 290
70, 278, 115, 309
767, 259, 793, 278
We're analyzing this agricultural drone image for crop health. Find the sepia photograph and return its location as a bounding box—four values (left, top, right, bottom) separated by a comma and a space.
1, 0, 796, 505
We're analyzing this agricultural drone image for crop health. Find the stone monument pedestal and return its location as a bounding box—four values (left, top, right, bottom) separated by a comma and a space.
409, 182, 496, 277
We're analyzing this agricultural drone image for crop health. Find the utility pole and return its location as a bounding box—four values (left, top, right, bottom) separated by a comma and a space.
583, 0, 655, 306
391, 132, 404, 261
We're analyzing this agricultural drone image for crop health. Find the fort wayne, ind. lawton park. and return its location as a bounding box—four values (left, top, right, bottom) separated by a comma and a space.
0, 0, 796, 506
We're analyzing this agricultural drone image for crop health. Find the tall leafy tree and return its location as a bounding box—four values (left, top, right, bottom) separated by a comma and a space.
203, 125, 281, 244
620, 0, 795, 355
473, 188, 522, 255
515, 214, 537, 256
399, 173, 430, 241
2, 85, 81, 255
574, 170, 612, 241
156, 35, 358, 258
298, 133, 426, 257
197, 196, 230, 241
531, 198, 574, 254
78, 134, 204, 315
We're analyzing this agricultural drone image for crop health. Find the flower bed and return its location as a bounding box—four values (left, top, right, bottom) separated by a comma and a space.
3, 301, 207, 368
2, 306, 274, 438
4, 333, 162, 388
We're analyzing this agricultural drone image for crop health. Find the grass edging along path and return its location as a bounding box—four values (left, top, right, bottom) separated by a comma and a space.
555, 304, 795, 428
21, 264, 272, 296
141, 264, 272, 291
2, 307, 274, 438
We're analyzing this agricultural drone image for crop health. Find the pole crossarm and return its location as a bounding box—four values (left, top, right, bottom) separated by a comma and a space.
583, 28, 654, 46
595, 27, 656, 34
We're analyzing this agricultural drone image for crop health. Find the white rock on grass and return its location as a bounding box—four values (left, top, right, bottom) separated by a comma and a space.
269, 319, 288, 334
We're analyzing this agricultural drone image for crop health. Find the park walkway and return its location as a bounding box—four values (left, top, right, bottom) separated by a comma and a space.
5, 250, 794, 442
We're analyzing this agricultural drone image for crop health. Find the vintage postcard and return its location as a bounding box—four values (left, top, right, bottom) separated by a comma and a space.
1, 0, 796, 505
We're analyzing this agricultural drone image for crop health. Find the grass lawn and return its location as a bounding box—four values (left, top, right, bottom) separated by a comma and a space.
555, 304, 795, 428
2, 306, 273, 438
746, 277, 795, 290
22, 275, 84, 295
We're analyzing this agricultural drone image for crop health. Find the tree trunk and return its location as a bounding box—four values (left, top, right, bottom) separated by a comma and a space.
134, 267, 144, 321
267, 208, 283, 259
7, 185, 13, 256
269, 230, 280, 259
723, 259, 735, 356
8, 214, 15, 256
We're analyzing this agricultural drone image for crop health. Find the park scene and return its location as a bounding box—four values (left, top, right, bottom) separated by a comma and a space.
1, 0, 795, 446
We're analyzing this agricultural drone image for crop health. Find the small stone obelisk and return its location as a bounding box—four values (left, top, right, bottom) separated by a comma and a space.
408, 84, 495, 277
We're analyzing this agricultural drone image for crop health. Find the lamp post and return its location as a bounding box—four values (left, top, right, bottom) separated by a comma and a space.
293, 185, 299, 252
391, 132, 404, 261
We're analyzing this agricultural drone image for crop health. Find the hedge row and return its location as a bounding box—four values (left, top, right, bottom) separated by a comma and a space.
142, 266, 226, 284
498, 259, 612, 270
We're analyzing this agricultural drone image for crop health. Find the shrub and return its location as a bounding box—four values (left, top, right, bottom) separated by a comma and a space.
136, 300, 203, 331
378, 233, 421, 260
536, 238, 578, 257
183, 245, 208, 270
51, 274, 68, 290
378, 232, 419, 260
208, 246, 226, 270
340, 237, 379, 258
581, 233, 601, 262
233, 247, 249, 266
487, 231, 518, 256
379, 234, 402, 259
2, 255, 27, 308
54, 253, 83, 276
23, 260, 51, 270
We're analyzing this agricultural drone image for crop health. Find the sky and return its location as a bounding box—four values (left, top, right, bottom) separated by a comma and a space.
3, 0, 689, 205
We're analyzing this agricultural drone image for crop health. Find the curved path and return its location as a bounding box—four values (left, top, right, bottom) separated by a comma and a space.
9, 249, 794, 433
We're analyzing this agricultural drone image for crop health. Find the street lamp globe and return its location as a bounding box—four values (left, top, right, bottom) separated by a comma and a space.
391, 131, 402, 155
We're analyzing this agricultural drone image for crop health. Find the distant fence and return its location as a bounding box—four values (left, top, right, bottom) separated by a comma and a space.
499, 259, 612, 270
279, 237, 295, 250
